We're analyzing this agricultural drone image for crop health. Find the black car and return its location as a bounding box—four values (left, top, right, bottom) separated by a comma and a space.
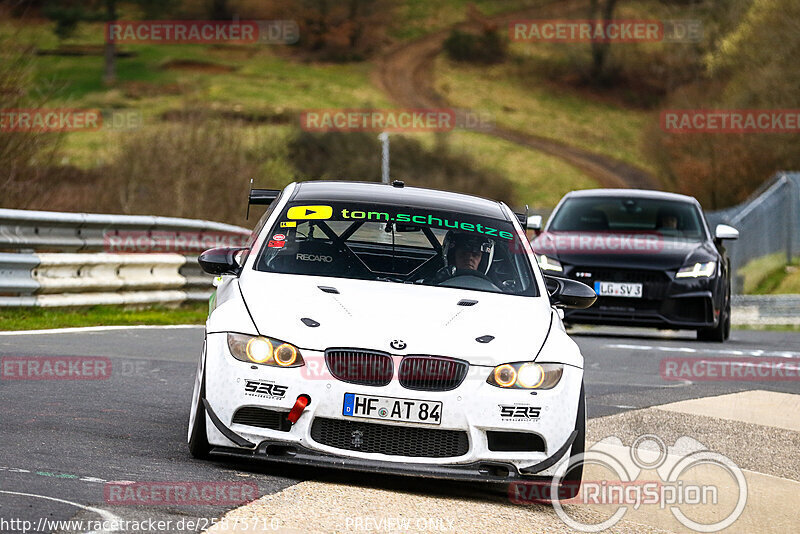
530, 189, 739, 341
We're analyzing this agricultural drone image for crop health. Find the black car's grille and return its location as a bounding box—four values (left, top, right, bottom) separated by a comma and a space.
310, 418, 469, 458
232, 407, 291, 431
570, 267, 670, 299
398, 356, 468, 391
325, 349, 394, 386
579, 267, 668, 285
595, 297, 660, 311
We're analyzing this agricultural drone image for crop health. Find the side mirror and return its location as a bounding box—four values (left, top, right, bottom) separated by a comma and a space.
714, 224, 739, 241
526, 215, 542, 232
198, 247, 246, 276
544, 275, 596, 309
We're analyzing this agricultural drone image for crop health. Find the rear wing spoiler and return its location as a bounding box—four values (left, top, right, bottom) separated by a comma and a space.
249, 189, 280, 205
246, 179, 281, 219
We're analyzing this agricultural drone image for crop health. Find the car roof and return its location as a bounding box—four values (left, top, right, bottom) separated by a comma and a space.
564, 188, 699, 204
290, 181, 509, 219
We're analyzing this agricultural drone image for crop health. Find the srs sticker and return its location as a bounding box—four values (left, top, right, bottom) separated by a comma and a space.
272, 234, 286, 241
287, 205, 333, 220
244, 380, 287, 399
280, 221, 296, 228
499, 404, 541, 420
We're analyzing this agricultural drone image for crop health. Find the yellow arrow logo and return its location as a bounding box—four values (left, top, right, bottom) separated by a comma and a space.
287, 205, 333, 220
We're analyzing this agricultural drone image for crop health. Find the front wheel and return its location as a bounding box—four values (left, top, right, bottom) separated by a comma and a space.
188, 377, 210, 459
697, 295, 731, 343
559, 381, 586, 499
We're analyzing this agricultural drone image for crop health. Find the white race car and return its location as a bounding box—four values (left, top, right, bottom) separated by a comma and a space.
188, 180, 595, 487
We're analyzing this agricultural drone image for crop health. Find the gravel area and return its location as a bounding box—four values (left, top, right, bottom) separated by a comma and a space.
588, 405, 800, 481
206, 479, 672, 534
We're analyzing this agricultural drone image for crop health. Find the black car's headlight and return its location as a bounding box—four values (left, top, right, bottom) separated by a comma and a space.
537, 254, 563, 272
227, 333, 304, 367
676, 261, 717, 278
487, 362, 563, 389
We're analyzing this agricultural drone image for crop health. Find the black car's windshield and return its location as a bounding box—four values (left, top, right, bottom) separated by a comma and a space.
254, 201, 538, 296
549, 197, 706, 241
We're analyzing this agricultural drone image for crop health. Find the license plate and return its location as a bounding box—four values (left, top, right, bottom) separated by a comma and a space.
594, 281, 642, 298
342, 393, 442, 425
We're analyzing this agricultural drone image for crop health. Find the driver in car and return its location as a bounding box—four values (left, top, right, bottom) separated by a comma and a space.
430, 232, 496, 284
656, 209, 680, 231
453, 238, 483, 271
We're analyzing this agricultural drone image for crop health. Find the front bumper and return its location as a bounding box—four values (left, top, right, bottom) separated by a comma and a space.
565, 291, 716, 328
206, 430, 577, 483
558, 266, 719, 329
201, 333, 583, 480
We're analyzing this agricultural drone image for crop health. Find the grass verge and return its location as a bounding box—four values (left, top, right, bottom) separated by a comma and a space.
733, 324, 800, 332
738, 254, 800, 294
435, 52, 653, 173
420, 130, 598, 208
0, 302, 207, 331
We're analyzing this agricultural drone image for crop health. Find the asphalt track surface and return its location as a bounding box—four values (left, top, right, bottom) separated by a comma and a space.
0, 325, 797, 533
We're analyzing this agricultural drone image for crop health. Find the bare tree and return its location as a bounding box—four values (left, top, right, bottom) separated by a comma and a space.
103, 0, 117, 84
589, 0, 618, 83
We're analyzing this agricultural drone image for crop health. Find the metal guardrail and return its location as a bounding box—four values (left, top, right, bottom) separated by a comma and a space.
707, 172, 800, 293
0, 208, 250, 307
0, 207, 248, 252
731, 295, 800, 326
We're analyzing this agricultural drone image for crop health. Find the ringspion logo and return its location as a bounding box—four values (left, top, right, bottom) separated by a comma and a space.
510, 434, 747, 532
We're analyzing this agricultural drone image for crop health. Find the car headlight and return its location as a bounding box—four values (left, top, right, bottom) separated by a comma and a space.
487, 362, 563, 389
537, 254, 563, 272
227, 333, 304, 367
676, 261, 717, 278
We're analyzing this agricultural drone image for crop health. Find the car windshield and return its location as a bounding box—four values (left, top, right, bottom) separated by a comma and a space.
549, 197, 706, 240
254, 201, 538, 296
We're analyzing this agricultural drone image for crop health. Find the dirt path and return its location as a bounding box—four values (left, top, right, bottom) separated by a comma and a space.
373, 1, 658, 189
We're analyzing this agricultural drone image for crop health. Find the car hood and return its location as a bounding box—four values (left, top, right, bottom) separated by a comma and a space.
238, 272, 553, 365
532, 231, 712, 270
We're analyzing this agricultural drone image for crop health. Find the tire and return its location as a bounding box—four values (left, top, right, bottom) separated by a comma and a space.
559, 381, 586, 499
188, 376, 210, 459
697, 291, 731, 343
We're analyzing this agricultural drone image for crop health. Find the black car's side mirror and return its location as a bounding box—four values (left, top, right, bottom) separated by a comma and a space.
544, 275, 596, 309
198, 247, 247, 276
